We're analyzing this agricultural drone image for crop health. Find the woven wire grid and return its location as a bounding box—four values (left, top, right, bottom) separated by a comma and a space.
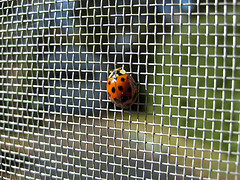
0, 0, 240, 179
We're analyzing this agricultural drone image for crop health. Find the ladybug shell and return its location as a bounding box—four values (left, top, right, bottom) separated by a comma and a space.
107, 74, 137, 109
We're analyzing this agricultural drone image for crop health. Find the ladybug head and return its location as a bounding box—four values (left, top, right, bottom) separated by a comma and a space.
108, 66, 126, 78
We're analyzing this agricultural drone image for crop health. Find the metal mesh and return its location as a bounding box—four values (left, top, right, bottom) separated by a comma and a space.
0, 0, 240, 179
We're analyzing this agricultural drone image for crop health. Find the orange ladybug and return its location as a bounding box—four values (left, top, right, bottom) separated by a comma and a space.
107, 67, 138, 109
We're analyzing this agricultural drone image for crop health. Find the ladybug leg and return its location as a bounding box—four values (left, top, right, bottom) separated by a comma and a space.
108, 71, 115, 78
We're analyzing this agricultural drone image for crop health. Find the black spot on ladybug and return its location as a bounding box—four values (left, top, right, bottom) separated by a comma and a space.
114, 98, 120, 104
127, 87, 132, 92
108, 81, 111, 85
132, 93, 137, 100
125, 102, 132, 107
112, 87, 115, 93
118, 86, 123, 91
121, 77, 125, 82
108, 92, 111, 97
121, 95, 128, 102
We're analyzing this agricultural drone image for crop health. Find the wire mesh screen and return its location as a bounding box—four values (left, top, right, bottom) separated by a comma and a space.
0, 0, 240, 179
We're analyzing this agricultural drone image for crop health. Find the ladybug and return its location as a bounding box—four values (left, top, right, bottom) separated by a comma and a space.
107, 67, 138, 109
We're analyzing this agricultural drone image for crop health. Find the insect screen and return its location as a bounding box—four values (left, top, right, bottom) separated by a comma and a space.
0, 0, 240, 179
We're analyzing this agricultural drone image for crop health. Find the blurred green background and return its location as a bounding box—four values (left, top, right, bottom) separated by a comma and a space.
147, 6, 240, 156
